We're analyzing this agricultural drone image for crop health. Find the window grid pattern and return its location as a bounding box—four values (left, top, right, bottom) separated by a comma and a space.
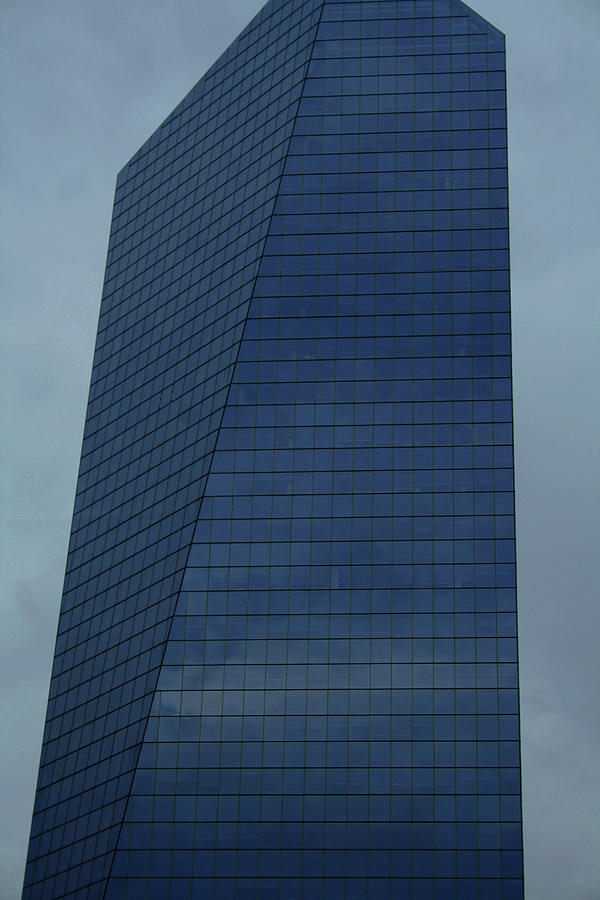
23, 1, 323, 897
104, 2, 523, 899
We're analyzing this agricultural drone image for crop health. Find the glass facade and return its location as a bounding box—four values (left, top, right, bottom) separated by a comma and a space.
24, 1, 523, 898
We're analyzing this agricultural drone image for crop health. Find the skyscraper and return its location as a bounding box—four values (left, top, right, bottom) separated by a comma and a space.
23, 0, 523, 897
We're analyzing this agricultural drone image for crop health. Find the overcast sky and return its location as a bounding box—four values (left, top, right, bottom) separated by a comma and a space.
1, 1, 599, 897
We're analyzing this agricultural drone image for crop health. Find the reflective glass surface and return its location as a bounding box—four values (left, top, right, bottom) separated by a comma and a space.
24, 1, 523, 898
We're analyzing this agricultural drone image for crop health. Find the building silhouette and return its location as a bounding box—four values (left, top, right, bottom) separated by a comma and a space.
24, 0, 523, 897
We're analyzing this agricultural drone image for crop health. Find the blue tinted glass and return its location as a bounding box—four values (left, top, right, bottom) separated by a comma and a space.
24, 1, 521, 898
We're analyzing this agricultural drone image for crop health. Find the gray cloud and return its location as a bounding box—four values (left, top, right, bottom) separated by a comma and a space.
1, 1, 598, 897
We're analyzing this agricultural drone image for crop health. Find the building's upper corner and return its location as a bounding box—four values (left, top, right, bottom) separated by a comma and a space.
116, 0, 300, 189
115, 0, 506, 191
319, 0, 505, 38
451, 0, 506, 39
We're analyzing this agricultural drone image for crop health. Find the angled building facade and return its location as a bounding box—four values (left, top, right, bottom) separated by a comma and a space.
24, 1, 523, 898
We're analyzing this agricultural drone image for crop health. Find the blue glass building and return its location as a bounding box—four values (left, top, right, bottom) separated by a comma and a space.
23, 1, 523, 898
